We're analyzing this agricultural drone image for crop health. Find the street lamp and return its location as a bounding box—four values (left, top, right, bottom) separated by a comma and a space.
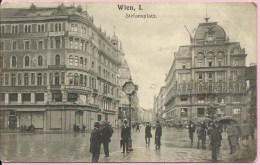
122, 77, 137, 151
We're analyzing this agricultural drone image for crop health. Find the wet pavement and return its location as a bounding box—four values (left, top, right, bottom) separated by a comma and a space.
0, 127, 257, 162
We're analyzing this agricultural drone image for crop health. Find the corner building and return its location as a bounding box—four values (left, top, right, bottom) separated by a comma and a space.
164, 19, 247, 125
0, 4, 122, 131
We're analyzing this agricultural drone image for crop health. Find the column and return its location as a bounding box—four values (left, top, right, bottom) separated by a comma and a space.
5, 93, 9, 104
31, 93, 35, 104
18, 93, 22, 104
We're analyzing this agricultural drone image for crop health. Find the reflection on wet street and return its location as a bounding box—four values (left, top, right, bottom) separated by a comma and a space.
0, 127, 256, 162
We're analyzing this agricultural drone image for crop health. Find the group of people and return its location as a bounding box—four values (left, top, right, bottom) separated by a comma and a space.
89, 121, 114, 162
188, 120, 255, 162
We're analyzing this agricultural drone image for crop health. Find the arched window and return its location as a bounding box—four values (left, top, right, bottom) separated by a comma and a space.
0, 56, 3, 68
54, 72, 60, 85
74, 56, 79, 66
68, 73, 73, 85
55, 55, 60, 66
69, 55, 73, 66
98, 66, 101, 75
80, 57, 83, 67
24, 55, 30, 67
37, 73, 42, 86
11, 73, 16, 86
74, 73, 79, 86
24, 73, 29, 86
80, 74, 83, 86
38, 56, 43, 66
11, 56, 17, 67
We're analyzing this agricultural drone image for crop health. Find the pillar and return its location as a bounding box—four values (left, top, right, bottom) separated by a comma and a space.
5, 93, 9, 104
31, 93, 35, 104
18, 93, 22, 104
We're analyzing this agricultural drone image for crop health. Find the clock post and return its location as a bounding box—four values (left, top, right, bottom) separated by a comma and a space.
122, 77, 137, 151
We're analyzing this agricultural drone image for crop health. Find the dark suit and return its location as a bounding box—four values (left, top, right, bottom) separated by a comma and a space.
155, 124, 162, 149
100, 123, 113, 156
145, 125, 152, 145
121, 125, 130, 153
89, 128, 102, 162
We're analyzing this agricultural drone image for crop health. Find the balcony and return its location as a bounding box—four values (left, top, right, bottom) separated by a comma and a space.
50, 84, 61, 91
68, 31, 90, 40
48, 65, 66, 69
65, 85, 92, 93
0, 32, 48, 38
48, 31, 65, 37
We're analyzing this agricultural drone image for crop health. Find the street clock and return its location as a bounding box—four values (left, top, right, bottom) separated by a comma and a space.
122, 81, 136, 95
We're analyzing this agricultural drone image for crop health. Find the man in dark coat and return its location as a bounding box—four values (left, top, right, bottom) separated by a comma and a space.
100, 121, 114, 157
155, 120, 162, 150
89, 122, 102, 162
188, 121, 196, 147
145, 122, 152, 146
121, 120, 130, 153
211, 123, 222, 162
196, 122, 206, 149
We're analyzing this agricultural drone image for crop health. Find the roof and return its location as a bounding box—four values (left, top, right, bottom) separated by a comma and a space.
194, 22, 226, 44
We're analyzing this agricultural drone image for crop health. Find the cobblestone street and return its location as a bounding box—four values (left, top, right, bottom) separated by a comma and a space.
0, 127, 256, 162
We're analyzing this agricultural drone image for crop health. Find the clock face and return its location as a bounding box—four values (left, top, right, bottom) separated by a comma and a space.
123, 82, 135, 95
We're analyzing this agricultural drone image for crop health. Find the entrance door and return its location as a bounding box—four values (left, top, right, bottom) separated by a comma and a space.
9, 111, 17, 130
75, 111, 83, 128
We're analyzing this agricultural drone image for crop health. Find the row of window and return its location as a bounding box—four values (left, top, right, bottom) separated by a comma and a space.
0, 72, 118, 95
0, 23, 63, 34
0, 93, 44, 102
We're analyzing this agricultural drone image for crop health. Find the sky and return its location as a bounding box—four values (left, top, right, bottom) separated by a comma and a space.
1, 1, 257, 109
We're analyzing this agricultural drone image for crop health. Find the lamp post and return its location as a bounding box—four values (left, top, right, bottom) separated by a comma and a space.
122, 77, 137, 151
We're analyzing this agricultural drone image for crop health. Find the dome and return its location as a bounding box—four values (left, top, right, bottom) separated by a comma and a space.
194, 22, 226, 44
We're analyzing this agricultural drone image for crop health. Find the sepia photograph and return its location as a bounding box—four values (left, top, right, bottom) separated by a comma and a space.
0, 0, 258, 163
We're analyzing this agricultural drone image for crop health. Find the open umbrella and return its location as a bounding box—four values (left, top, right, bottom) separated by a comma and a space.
216, 116, 238, 124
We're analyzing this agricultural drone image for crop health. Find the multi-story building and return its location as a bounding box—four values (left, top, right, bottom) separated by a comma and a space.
164, 18, 248, 125
245, 64, 257, 126
0, 4, 123, 131
152, 86, 165, 122
116, 39, 140, 127
139, 108, 153, 123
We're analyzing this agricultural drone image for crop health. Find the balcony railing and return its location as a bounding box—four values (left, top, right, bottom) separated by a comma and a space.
48, 31, 65, 37
68, 31, 90, 40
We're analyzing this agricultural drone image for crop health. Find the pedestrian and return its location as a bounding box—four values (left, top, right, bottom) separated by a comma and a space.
145, 122, 152, 147
121, 120, 130, 153
89, 122, 102, 162
196, 122, 206, 149
100, 121, 114, 157
210, 123, 222, 162
136, 123, 140, 132
240, 120, 251, 140
188, 121, 196, 147
227, 121, 238, 154
82, 124, 86, 133
155, 120, 162, 150
207, 123, 213, 150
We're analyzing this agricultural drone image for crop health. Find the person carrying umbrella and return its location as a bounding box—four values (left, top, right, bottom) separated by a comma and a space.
210, 123, 222, 162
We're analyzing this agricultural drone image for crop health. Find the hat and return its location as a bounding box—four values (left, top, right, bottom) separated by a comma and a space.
156, 120, 160, 123
94, 122, 100, 127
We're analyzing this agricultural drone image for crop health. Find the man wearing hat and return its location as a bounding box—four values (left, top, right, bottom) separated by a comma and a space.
121, 120, 130, 153
155, 120, 162, 150
89, 122, 102, 162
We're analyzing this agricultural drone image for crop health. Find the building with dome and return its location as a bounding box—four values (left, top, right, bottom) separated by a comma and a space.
0, 3, 125, 131
164, 18, 248, 125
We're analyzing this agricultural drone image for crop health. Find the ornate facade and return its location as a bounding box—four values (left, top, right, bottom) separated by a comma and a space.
0, 4, 123, 131
164, 18, 248, 125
